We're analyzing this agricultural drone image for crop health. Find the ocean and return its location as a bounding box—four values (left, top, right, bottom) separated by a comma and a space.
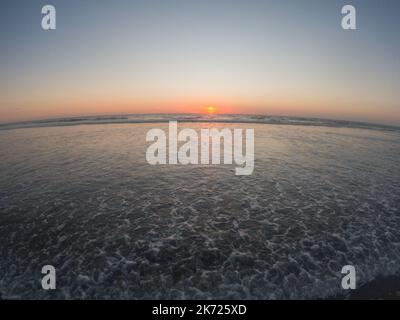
0, 115, 399, 299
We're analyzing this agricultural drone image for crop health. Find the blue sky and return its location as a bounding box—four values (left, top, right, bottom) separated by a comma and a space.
0, 0, 399, 124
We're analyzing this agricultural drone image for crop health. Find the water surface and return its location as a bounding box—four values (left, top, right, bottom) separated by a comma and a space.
0, 119, 399, 299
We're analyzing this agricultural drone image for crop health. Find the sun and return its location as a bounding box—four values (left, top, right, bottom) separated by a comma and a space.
206, 106, 217, 115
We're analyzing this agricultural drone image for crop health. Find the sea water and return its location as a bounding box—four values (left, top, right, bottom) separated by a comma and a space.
0, 115, 399, 299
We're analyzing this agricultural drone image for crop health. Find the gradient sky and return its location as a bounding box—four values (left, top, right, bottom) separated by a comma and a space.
0, 0, 399, 124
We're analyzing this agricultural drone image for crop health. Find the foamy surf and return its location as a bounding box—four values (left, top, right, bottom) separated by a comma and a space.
0, 120, 399, 299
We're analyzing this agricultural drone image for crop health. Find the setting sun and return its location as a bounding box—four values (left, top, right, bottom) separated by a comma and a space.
206, 106, 217, 114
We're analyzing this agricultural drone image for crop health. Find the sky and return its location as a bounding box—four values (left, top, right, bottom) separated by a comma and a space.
0, 0, 399, 124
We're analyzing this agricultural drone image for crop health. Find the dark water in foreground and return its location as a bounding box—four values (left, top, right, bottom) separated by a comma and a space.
0, 117, 400, 299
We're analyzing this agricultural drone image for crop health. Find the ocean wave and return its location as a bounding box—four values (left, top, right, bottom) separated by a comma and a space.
1, 114, 399, 133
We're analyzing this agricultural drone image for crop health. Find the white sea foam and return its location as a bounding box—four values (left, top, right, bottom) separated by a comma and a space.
0, 121, 399, 299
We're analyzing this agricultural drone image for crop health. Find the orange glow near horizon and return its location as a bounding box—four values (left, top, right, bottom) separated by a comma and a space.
206, 106, 217, 115
1, 92, 399, 125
